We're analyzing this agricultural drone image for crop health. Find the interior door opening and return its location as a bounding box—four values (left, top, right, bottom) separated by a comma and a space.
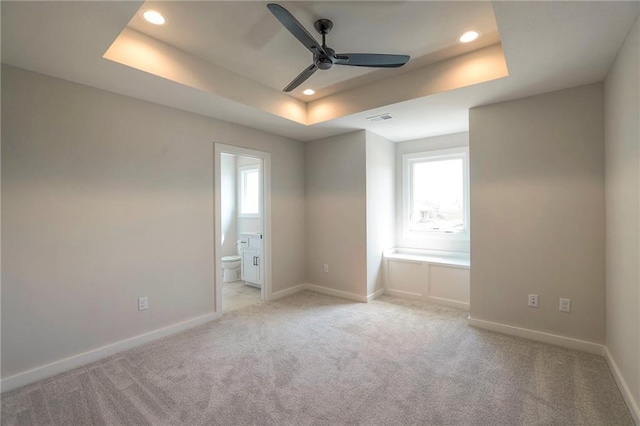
214, 144, 271, 314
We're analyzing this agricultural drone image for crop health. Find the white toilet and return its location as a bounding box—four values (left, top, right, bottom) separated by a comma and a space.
221, 241, 243, 283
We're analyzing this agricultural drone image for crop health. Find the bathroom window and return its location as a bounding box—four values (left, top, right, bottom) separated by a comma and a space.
402, 147, 469, 238
239, 165, 260, 217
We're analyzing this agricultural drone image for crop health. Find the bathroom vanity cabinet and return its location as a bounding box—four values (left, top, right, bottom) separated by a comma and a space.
240, 233, 263, 288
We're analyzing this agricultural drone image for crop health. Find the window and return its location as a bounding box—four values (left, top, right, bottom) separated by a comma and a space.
403, 147, 469, 238
239, 165, 260, 217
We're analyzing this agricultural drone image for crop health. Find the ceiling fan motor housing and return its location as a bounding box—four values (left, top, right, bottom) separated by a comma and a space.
316, 56, 333, 70
316, 46, 336, 70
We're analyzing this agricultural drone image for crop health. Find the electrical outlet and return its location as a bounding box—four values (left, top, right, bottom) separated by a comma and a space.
323, 264, 329, 273
528, 294, 539, 308
559, 298, 571, 313
138, 297, 148, 311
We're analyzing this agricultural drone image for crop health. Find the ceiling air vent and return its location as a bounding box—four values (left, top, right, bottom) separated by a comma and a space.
366, 113, 393, 123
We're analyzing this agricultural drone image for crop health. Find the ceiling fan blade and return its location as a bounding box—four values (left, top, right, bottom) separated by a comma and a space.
267, 4, 325, 55
334, 53, 410, 68
284, 64, 318, 92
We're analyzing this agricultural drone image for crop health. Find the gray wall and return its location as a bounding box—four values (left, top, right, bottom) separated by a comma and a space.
469, 83, 606, 344
395, 132, 470, 252
305, 131, 367, 297
1, 65, 306, 378
604, 15, 640, 410
365, 131, 396, 297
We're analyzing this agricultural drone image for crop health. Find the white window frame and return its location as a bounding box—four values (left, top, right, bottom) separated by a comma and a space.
402, 147, 470, 240
238, 164, 261, 218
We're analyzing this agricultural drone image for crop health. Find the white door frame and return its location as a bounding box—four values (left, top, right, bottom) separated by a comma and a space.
214, 143, 272, 314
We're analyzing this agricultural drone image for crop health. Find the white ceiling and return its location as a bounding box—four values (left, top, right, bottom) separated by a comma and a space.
2, 1, 639, 142
127, 1, 501, 101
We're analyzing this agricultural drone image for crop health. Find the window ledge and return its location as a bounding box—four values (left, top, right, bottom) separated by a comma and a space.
383, 248, 470, 268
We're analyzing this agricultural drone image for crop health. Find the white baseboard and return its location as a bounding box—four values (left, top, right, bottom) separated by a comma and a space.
603, 346, 640, 425
384, 288, 470, 311
269, 284, 306, 301
304, 284, 367, 303
384, 288, 422, 299
1, 311, 221, 393
367, 288, 385, 302
467, 316, 605, 356
271, 283, 377, 304
427, 295, 470, 311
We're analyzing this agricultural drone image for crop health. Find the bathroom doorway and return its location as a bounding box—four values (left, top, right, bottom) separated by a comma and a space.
214, 144, 271, 314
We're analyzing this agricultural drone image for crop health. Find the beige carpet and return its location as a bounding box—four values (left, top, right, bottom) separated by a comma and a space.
1, 291, 633, 425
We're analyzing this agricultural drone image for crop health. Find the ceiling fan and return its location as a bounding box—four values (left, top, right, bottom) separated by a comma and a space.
267, 3, 410, 92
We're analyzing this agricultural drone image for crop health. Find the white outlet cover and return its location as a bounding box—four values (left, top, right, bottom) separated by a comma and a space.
528, 294, 539, 308
138, 297, 148, 311
559, 298, 571, 312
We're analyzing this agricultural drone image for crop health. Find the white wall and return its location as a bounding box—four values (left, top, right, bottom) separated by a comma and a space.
220, 154, 237, 257
604, 14, 640, 416
1, 65, 306, 378
395, 132, 469, 252
469, 83, 606, 344
365, 131, 395, 297
305, 131, 367, 297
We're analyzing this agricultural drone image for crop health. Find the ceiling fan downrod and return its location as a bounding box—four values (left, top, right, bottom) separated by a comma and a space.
313, 19, 335, 70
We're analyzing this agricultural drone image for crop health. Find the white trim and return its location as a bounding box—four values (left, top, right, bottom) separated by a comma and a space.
426, 295, 469, 310
270, 284, 306, 301
270, 284, 381, 304
304, 284, 368, 303
603, 347, 640, 425
467, 316, 605, 355
383, 247, 470, 268
385, 288, 470, 311
1, 312, 220, 393
367, 288, 385, 302
384, 288, 423, 298
402, 146, 470, 241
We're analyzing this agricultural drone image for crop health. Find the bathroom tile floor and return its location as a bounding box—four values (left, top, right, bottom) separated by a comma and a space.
223, 280, 261, 312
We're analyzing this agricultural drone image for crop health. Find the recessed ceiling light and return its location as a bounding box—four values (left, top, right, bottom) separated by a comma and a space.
142, 10, 167, 26
458, 31, 480, 43
302, 89, 315, 96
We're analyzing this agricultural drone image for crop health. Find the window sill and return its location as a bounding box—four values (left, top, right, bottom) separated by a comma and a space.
238, 214, 260, 219
383, 248, 470, 268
